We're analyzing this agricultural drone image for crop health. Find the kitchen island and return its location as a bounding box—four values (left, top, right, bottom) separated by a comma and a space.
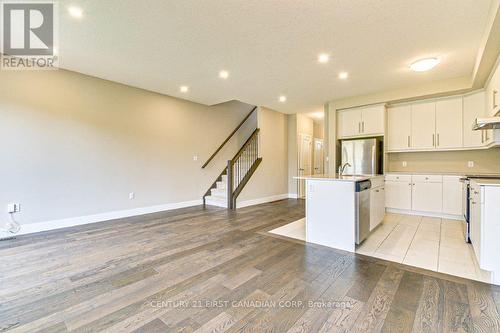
294, 174, 385, 253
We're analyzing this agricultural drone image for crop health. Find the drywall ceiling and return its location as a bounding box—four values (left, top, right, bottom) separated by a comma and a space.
56, 0, 493, 113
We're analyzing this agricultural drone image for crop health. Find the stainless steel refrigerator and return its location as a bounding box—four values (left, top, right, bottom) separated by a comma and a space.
340, 138, 382, 175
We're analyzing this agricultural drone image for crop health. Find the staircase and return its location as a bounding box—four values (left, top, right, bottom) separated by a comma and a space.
202, 107, 262, 210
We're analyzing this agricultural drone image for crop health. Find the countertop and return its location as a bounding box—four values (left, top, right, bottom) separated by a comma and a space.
469, 178, 500, 186
294, 174, 383, 182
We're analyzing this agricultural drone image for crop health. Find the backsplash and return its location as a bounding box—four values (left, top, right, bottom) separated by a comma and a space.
387, 147, 500, 174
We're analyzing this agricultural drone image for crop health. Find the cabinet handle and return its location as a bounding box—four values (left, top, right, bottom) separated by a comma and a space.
437, 133, 440, 146
358, 122, 361, 133
362, 121, 365, 133
481, 131, 485, 143
432, 134, 435, 147
407, 135, 410, 148
494, 90, 498, 109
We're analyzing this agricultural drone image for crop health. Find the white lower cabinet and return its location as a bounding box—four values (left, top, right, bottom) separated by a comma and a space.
385, 173, 462, 218
385, 175, 412, 210
370, 185, 385, 231
412, 178, 442, 213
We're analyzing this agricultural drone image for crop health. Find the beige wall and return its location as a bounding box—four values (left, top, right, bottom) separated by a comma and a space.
287, 114, 298, 196
387, 148, 500, 174
0, 69, 287, 226
238, 107, 289, 202
313, 121, 324, 140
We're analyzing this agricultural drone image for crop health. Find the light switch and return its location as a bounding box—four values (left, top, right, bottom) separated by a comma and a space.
468, 161, 474, 168
402, 161, 407, 167
193, 155, 198, 161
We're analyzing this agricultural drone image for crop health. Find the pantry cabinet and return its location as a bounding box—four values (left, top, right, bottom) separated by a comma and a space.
337, 105, 385, 138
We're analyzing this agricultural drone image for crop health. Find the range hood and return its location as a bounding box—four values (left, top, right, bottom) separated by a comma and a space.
472, 117, 500, 130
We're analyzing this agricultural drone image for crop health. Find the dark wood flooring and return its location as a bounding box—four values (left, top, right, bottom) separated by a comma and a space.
1, 199, 500, 332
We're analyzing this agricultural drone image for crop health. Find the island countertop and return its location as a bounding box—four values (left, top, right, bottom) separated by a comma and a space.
294, 174, 383, 182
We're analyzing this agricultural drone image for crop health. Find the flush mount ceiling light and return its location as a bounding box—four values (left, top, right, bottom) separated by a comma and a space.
410, 57, 440, 72
68, 6, 83, 18
279, 95, 287, 102
318, 53, 330, 63
338, 71, 349, 80
180, 86, 189, 93
219, 70, 229, 79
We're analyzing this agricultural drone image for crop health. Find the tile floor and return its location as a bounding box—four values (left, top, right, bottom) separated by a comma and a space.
268, 213, 492, 284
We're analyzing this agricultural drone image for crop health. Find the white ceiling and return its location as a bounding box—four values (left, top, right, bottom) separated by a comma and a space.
58, 0, 493, 114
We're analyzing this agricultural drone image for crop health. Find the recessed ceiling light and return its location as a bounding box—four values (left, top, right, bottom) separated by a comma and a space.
338, 72, 349, 80
279, 95, 287, 103
180, 86, 189, 93
410, 57, 440, 72
219, 70, 229, 79
318, 54, 330, 63
68, 6, 83, 18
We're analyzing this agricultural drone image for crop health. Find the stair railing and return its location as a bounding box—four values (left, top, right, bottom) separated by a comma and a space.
227, 128, 261, 209
202, 106, 257, 169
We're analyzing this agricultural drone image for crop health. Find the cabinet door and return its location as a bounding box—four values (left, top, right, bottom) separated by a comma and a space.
436, 97, 463, 149
370, 186, 385, 230
338, 109, 362, 138
411, 102, 436, 150
361, 105, 385, 135
387, 105, 412, 151
463, 92, 486, 148
412, 181, 442, 213
469, 183, 481, 263
486, 64, 500, 116
442, 176, 462, 216
385, 180, 411, 210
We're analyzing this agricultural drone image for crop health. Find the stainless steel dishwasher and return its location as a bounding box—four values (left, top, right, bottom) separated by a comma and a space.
355, 180, 372, 244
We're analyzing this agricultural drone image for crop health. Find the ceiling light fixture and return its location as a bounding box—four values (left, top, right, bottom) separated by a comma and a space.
318, 54, 330, 63
219, 70, 229, 79
410, 57, 440, 72
180, 86, 189, 93
279, 96, 287, 103
68, 6, 83, 18
338, 72, 349, 80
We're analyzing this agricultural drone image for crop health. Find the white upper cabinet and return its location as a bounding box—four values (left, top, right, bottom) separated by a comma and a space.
463, 91, 487, 148
387, 105, 411, 151
411, 101, 436, 150
361, 105, 385, 135
337, 105, 385, 138
338, 108, 362, 137
435, 97, 463, 149
486, 62, 500, 116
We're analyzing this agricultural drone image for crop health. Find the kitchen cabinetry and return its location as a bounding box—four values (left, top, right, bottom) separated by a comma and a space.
387, 105, 412, 151
411, 102, 436, 150
411, 175, 443, 213
337, 105, 385, 138
486, 62, 500, 116
469, 181, 482, 263
435, 97, 463, 149
442, 176, 462, 216
385, 174, 412, 210
385, 173, 462, 219
463, 91, 490, 148
370, 178, 385, 231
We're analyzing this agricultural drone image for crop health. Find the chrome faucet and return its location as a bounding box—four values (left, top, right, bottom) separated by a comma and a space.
338, 162, 351, 175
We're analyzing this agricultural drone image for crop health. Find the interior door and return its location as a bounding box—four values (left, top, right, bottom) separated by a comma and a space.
313, 139, 324, 174
411, 101, 436, 150
298, 134, 312, 198
435, 97, 463, 149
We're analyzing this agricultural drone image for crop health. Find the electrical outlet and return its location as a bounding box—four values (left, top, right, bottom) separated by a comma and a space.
402, 161, 407, 167
7, 203, 20, 213
468, 161, 474, 168
193, 155, 198, 161
129, 192, 135, 200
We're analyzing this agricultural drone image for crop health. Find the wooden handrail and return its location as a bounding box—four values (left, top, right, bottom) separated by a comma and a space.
201, 106, 257, 169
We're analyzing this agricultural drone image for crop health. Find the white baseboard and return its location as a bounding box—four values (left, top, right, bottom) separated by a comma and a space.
386, 208, 464, 221
12, 199, 202, 236
237, 194, 290, 208
288, 193, 299, 199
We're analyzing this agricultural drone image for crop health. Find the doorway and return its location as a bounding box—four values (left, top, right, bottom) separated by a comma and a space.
298, 133, 312, 198
313, 138, 324, 175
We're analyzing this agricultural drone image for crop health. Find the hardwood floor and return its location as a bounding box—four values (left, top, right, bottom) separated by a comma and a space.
1, 199, 499, 332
